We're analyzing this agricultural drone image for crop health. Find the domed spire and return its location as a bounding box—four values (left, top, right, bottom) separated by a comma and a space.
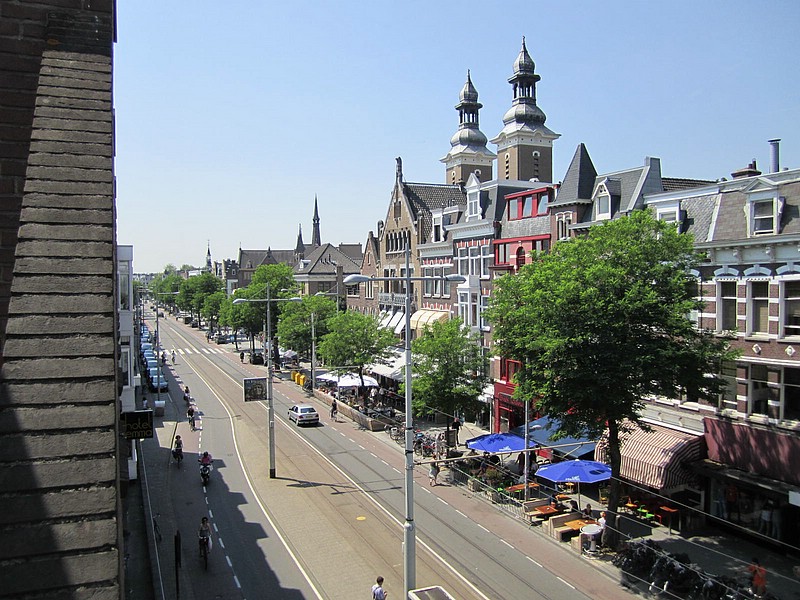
441, 70, 495, 183
459, 70, 479, 103
513, 36, 537, 76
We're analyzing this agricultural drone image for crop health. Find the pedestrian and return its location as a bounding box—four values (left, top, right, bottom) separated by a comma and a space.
451, 417, 461, 446
330, 398, 338, 420
748, 557, 767, 598
187, 405, 196, 430
596, 511, 607, 547
240, 351, 244, 363
428, 461, 440, 486
371, 575, 387, 600
171, 348, 176, 363
436, 433, 446, 460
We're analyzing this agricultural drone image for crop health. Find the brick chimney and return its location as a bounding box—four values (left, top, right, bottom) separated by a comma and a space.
731, 160, 761, 179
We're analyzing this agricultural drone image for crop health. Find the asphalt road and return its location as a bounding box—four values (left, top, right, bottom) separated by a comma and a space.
145, 314, 631, 600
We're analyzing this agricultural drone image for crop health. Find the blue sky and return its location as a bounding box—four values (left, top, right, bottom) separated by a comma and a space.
115, 1, 800, 273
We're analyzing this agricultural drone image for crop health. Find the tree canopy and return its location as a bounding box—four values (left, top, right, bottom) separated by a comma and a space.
405, 317, 488, 421
485, 210, 736, 542
276, 295, 338, 360
316, 311, 396, 390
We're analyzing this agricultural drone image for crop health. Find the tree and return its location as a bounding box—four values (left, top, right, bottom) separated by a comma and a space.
178, 273, 223, 322
485, 210, 736, 547
202, 291, 226, 332
405, 317, 488, 427
316, 311, 396, 398
276, 295, 338, 360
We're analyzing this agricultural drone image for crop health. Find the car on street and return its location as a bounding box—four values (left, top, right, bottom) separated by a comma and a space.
147, 367, 169, 392
215, 333, 229, 344
288, 404, 319, 426
145, 358, 159, 370
250, 349, 264, 365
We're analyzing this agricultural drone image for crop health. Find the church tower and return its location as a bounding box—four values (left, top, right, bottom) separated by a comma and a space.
311, 195, 321, 248
294, 224, 305, 261
205, 242, 212, 272
491, 37, 560, 182
441, 71, 495, 184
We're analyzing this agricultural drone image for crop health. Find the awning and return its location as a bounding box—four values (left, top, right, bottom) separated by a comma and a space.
594, 421, 704, 491
386, 311, 404, 332
410, 309, 450, 333
394, 314, 407, 334
367, 349, 405, 381
378, 312, 393, 329
511, 416, 596, 459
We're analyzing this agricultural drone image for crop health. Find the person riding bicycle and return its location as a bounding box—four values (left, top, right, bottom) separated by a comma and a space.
187, 405, 196, 430
330, 398, 338, 420
172, 435, 184, 462
198, 516, 212, 553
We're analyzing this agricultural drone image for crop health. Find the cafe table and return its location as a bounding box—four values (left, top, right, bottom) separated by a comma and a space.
580, 523, 603, 553
533, 505, 561, 519
504, 482, 540, 498
660, 506, 679, 533
563, 518, 597, 531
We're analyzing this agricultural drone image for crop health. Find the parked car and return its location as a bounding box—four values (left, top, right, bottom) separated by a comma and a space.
190, 320, 199, 328
147, 367, 169, 392
250, 349, 264, 365
288, 404, 319, 426
145, 358, 159, 370
215, 333, 229, 344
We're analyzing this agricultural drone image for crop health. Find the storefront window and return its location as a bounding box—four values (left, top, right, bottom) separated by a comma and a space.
710, 480, 788, 542
749, 364, 769, 415
783, 367, 800, 421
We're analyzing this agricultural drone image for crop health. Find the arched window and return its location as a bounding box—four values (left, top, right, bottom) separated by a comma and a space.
515, 247, 526, 269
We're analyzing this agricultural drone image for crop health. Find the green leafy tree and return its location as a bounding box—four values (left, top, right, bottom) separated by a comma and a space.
317, 311, 396, 397
277, 295, 338, 360
202, 290, 226, 332
177, 273, 223, 322
485, 210, 736, 546
405, 317, 488, 427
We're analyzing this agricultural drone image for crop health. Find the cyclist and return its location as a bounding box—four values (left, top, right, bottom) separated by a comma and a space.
171, 349, 176, 363
330, 398, 338, 420
199, 451, 213, 466
198, 516, 212, 554
187, 405, 196, 430
172, 435, 184, 464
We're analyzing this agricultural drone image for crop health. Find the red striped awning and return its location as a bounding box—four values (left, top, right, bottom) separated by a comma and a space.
594, 421, 704, 491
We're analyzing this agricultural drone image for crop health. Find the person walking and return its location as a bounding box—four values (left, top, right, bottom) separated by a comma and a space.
428, 461, 440, 486
451, 417, 461, 446
330, 398, 338, 421
171, 348, 176, 364
748, 557, 767, 598
371, 576, 387, 600
240, 351, 245, 363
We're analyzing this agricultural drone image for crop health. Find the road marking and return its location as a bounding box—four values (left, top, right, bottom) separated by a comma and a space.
233, 575, 241, 588
557, 577, 575, 590
527, 556, 543, 568
218, 538, 225, 549
455, 509, 467, 518
208, 510, 214, 519
477, 524, 490, 533
226, 555, 233, 567
437, 497, 448, 506
357, 444, 365, 450
501, 539, 514, 549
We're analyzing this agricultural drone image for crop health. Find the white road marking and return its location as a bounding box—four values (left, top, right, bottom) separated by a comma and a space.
557, 577, 575, 590
501, 539, 514, 549
234, 575, 241, 588
527, 556, 543, 568
226, 555, 233, 567
218, 538, 225, 549
477, 524, 490, 533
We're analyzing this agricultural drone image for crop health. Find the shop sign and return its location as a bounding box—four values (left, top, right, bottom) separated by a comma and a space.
121, 410, 154, 439
244, 377, 268, 402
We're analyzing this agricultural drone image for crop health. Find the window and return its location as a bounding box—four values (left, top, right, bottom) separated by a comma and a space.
783, 367, 800, 421
365, 280, 374, 300
537, 192, 549, 215
501, 358, 522, 382
556, 212, 572, 240
480, 244, 492, 278
751, 200, 775, 235
118, 262, 130, 311
479, 293, 489, 329
469, 246, 480, 276
782, 280, 800, 337
495, 243, 508, 266
458, 291, 469, 323
659, 210, 679, 225
718, 361, 737, 411
432, 214, 443, 242
467, 191, 480, 219
596, 194, 611, 220
749, 364, 770, 415
443, 266, 453, 296
718, 281, 738, 331
748, 281, 770, 335
457, 247, 468, 276
515, 247, 526, 269
423, 267, 433, 296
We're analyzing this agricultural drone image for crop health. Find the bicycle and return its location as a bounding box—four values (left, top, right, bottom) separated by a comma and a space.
152, 515, 162, 543
199, 535, 209, 571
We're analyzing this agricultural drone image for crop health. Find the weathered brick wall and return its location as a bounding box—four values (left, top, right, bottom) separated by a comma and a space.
0, 2, 120, 598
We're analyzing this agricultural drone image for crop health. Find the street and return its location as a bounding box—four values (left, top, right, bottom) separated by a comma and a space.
142, 314, 631, 599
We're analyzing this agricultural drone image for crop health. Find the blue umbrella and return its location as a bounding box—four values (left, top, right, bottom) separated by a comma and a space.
535, 459, 612, 505
465, 432, 533, 453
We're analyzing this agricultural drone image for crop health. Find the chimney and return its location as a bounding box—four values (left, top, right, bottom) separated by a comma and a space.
768, 138, 781, 174
731, 160, 761, 179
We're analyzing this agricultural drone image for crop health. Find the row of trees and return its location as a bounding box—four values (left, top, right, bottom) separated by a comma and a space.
139, 213, 735, 549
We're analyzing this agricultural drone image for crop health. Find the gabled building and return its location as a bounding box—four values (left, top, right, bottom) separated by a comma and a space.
293, 242, 363, 308
642, 148, 800, 544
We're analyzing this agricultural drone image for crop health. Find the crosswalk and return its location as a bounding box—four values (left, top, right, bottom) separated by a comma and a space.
176, 347, 232, 356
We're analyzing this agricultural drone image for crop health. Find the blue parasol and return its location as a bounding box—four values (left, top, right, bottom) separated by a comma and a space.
535, 459, 612, 505
465, 432, 534, 453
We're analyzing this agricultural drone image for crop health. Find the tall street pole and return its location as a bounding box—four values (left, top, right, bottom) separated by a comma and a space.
402, 243, 415, 593
265, 281, 277, 479
310, 312, 316, 393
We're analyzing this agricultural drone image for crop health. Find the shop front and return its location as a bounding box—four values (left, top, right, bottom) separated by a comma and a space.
696, 417, 800, 546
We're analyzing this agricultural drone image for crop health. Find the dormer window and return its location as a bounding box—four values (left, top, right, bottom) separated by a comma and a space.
596, 193, 611, 220
467, 191, 480, 220
752, 199, 776, 235
432, 214, 443, 243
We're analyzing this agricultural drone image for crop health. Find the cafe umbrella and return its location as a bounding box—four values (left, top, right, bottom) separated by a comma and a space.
534, 459, 612, 505
465, 432, 533, 454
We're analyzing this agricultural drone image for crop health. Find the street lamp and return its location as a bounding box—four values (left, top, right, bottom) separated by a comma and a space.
233, 283, 300, 479
344, 244, 465, 595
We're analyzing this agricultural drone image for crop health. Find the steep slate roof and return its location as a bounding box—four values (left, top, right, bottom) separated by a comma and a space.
679, 193, 720, 242
551, 143, 597, 207
403, 182, 466, 245
0, 8, 120, 596
337, 243, 364, 262
238, 249, 269, 269
294, 243, 361, 276
662, 177, 716, 192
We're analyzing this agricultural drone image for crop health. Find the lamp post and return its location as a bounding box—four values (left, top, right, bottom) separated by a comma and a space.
344, 244, 465, 595
234, 284, 300, 479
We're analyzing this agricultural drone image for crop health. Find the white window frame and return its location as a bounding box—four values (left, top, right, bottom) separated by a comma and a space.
457, 247, 468, 276
432, 214, 443, 242
746, 279, 771, 336
556, 212, 572, 241
716, 279, 738, 333
467, 191, 480, 220
480, 244, 492, 278
596, 193, 611, 220
469, 246, 480, 276
781, 278, 800, 338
